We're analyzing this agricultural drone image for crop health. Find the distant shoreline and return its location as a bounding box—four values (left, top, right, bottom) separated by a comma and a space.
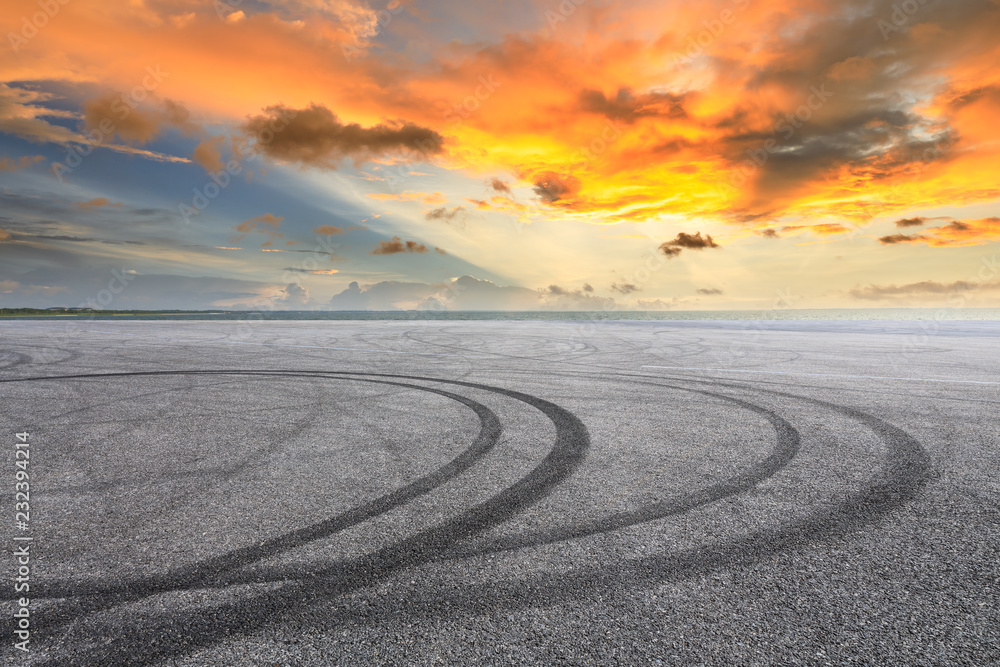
2, 308, 1000, 321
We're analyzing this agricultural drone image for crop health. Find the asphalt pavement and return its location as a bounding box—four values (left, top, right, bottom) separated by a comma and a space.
0, 318, 997, 665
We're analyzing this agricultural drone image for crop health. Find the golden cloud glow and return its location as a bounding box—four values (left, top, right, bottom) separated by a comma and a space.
3, 0, 999, 247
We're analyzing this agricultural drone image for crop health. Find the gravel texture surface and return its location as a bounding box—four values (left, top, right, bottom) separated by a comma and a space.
0, 318, 997, 665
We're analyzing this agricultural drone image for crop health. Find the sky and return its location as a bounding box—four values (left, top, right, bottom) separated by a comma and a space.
1, 0, 999, 311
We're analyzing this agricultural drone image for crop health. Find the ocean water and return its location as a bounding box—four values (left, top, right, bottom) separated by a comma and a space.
5, 308, 1000, 321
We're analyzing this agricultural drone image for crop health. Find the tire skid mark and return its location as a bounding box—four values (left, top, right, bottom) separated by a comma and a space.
443, 379, 800, 558
3, 369, 590, 666
226, 376, 929, 635
0, 367, 932, 666
0, 371, 502, 603
0, 350, 32, 370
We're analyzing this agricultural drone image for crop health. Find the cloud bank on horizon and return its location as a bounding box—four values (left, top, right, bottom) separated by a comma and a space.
1, 0, 999, 310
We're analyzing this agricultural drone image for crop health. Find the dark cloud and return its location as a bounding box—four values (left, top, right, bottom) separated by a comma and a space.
667, 232, 720, 249
260, 248, 338, 257
82, 94, 199, 145
697, 288, 723, 296
895, 217, 926, 228
579, 87, 687, 123
610, 282, 640, 294
370, 236, 429, 255
878, 233, 926, 244
849, 280, 1000, 300
945, 220, 971, 231
542, 284, 615, 309
659, 231, 720, 258
703, 0, 997, 220
489, 178, 511, 194
532, 172, 580, 203
329, 276, 540, 311
17, 234, 146, 246
425, 206, 465, 223
545, 283, 615, 305
760, 229, 780, 238
660, 246, 682, 258
242, 103, 444, 169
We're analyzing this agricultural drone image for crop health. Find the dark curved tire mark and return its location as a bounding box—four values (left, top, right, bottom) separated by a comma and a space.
200, 384, 930, 634
0, 369, 589, 667
0, 350, 31, 370
20, 374, 929, 667
443, 379, 800, 558
0, 371, 502, 602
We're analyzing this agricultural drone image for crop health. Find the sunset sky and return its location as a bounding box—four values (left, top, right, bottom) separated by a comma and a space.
1, 0, 999, 310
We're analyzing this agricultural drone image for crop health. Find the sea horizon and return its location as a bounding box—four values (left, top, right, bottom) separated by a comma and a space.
3, 307, 1000, 321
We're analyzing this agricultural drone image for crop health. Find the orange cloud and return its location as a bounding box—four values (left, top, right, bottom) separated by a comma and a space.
74, 197, 123, 209
367, 191, 447, 205
5, 0, 1000, 238
235, 213, 284, 246
313, 225, 345, 235
0, 155, 44, 171
780, 223, 849, 236
880, 217, 1000, 247
313, 224, 364, 235
192, 136, 226, 172
370, 237, 429, 255
283, 268, 340, 275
